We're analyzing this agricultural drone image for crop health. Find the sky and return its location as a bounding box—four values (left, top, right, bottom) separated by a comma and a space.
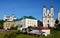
0, 0, 60, 20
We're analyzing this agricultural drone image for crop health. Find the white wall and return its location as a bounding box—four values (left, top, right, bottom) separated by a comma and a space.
17, 18, 37, 30
26, 19, 37, 27
43, 7, 54, 27
41, 29, 50, 36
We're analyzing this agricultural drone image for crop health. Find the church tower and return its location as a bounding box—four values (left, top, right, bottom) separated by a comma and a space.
43, 5, 54, 28
3, 12, 16, 21
49, 5, 54, 27
58, 11, 60, 23
43, 5, 47, 17
10, 13, 16, 21
43, 5, 48, 27
50, 5, 54, 17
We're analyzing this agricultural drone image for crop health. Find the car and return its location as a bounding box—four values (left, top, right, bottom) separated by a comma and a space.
27, 29, 41, 36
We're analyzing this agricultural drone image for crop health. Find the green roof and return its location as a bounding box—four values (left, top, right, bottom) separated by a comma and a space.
23, 16, 36, 19
14, 16, 37, 21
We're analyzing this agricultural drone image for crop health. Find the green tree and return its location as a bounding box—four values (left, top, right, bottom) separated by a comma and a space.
10, 26, 18, 30
55, 19, 59, 24
54, 19, 60, 30
5, 32, 17, 38
0, 20, 5, 29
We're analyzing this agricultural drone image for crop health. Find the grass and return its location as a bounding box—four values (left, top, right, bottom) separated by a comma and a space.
0, 29, 60, 38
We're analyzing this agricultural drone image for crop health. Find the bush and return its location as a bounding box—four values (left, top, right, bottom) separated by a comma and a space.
10, 26, 18, 30
4, 32, 17, 38
16, 30, 20, 35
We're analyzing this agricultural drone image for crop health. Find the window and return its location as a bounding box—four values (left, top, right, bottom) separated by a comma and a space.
48, 14, 49, 16
48, 20, 49, 22
44, 13, 45, 15
20, 25, 22, 27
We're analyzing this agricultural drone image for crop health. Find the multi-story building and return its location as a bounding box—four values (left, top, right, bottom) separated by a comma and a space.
43, 5, 55, 27
4, 21, 17, 30
15, 16, 38, 30
3, 13, 16, 21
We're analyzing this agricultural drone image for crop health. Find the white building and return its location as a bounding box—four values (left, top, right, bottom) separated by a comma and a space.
41, 29, 50, 36
3, 13, 16, 21
43, 5, 55, 27
58, 11, 60, 23
15, 16, 38, 30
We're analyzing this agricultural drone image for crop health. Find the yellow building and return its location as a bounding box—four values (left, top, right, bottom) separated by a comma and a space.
4, 21, 17, 30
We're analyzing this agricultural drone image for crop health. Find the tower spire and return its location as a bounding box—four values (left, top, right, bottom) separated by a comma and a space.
50, 5, 53, 8
43, 4, 46, 8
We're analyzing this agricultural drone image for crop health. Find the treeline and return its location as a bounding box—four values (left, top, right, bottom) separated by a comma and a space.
0, 20, 5, 29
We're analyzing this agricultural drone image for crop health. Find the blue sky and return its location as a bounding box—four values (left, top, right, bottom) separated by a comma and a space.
0, 0, 60, 20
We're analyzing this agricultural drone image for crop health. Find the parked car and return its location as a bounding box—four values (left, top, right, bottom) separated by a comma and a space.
27, 29, 41, 36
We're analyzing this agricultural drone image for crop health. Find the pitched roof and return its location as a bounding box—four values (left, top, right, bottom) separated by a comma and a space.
36, 26, 49, 30
14, 16, 37, 21
23, 16, 36, 19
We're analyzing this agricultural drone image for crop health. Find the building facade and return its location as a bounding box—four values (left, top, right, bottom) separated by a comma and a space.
4, 21, 17, 30
15, 16, 38, 30
43, 5, 54, 27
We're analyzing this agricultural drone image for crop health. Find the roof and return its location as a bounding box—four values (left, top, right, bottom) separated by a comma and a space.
23, 16, 37, 19
14, 16, 37, 21
36, 26, 49, 30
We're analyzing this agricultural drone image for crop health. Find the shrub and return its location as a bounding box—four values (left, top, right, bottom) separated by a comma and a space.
10, 26, 18, 30
4, 32, 17, 38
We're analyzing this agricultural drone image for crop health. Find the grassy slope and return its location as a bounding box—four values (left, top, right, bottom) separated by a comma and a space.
0, 29, 60, 38
16, 29, 60, 38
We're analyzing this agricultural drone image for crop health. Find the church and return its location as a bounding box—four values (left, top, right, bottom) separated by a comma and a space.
43, 5, 55, 27
3, 13, 16, 21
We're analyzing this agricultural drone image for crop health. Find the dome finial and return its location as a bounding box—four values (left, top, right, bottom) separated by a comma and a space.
50, 5, 53, 8
43, 4, 46, 8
